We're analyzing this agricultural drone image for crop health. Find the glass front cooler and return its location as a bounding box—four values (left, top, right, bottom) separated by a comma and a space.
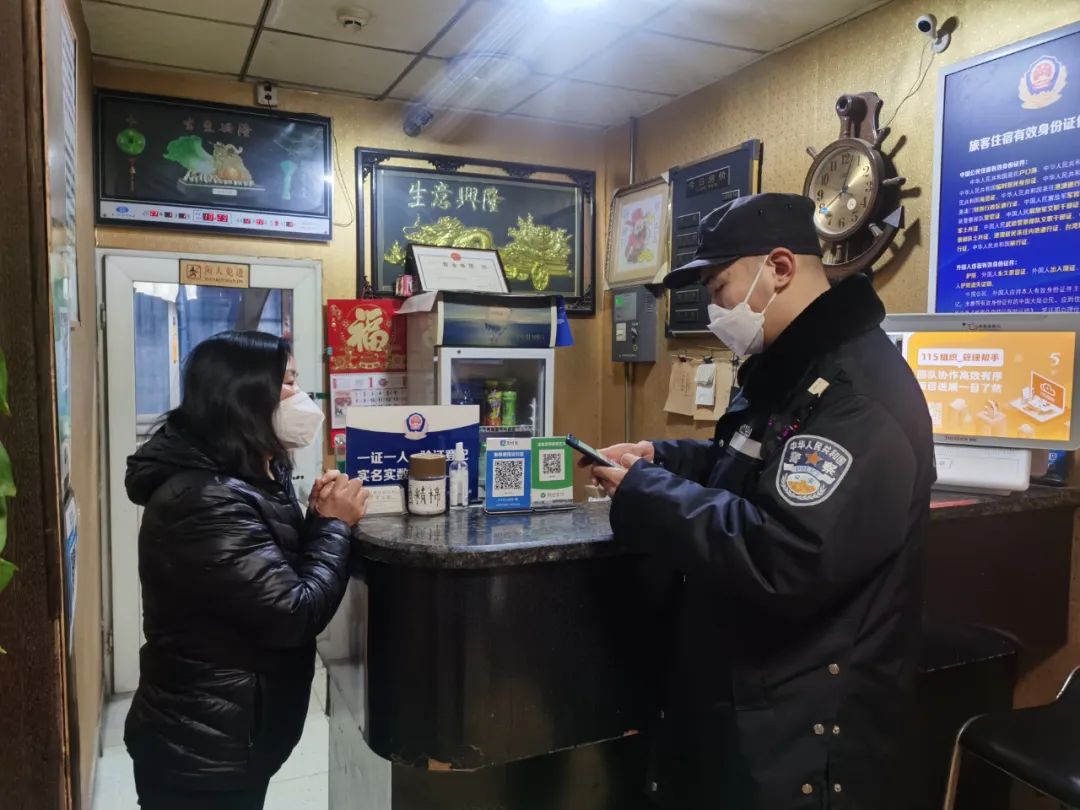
436, 347, 555, 494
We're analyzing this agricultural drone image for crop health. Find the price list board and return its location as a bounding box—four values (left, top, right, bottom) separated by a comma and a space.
931, 23, 1080, 313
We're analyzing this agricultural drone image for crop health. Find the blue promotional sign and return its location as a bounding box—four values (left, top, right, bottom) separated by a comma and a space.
932, 24, 1080, 313
440, 299, 554, 348
346, 405, 480, 500
484, 437, 532, 513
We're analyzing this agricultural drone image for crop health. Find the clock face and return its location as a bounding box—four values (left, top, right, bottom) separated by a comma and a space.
805, 141, 880, 241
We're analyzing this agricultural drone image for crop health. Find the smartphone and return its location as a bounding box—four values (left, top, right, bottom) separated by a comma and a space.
565, 434, 620, 468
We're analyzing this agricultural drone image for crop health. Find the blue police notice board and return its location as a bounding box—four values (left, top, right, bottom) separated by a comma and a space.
932, 23, 1080, 313
346, 405, 480, 501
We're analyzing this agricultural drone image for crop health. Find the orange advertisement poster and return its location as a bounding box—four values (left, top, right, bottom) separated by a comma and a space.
897, 331, 1074, 443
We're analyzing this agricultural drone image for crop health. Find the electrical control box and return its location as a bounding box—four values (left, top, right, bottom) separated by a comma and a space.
612, 285, 659, 363
668, 140, 762, 335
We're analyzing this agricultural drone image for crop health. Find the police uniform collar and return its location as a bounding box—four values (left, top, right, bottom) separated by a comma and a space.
738, 275, 885, 403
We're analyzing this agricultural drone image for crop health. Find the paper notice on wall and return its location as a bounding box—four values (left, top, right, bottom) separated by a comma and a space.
694, 362, 717, 407
664, 359, 697, 416
695, 358, 734, 422
330, 372, 407, 429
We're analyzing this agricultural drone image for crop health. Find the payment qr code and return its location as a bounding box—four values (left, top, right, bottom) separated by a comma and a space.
539, 449, 565, 482
492, 458, 526, 497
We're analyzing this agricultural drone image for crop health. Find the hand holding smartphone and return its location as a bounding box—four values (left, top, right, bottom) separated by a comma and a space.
566, 434, 621, 468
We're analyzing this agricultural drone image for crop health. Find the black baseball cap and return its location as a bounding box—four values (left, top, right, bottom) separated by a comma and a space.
664, 193, 823, 289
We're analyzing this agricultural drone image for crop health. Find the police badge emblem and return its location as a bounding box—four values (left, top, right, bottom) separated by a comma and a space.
776, 435, 853, 507
1018, 54, 1067, 110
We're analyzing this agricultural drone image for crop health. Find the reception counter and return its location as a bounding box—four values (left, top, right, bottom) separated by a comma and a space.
320, 487, 1080, 810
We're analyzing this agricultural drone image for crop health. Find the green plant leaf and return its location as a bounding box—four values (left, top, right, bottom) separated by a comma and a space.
0, 347, 8, 416
0, 497, 6, 556
0, 557, 16, 595
0, 441, 13, 499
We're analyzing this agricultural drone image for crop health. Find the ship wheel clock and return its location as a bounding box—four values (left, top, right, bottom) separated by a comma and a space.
803, 92, 906, 281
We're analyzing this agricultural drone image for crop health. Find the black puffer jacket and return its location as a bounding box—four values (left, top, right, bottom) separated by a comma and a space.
124, 425, 352, 790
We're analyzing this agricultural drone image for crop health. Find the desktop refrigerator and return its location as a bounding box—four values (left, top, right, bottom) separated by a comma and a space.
401, 292, 559, 494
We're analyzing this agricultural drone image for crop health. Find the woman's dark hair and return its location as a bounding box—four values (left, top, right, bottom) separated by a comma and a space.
167, 330, 291, 481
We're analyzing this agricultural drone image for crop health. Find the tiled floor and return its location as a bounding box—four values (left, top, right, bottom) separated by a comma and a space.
92, 659, 330, 810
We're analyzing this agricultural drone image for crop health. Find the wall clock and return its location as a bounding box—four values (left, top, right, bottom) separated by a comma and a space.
804, 92, 906, 280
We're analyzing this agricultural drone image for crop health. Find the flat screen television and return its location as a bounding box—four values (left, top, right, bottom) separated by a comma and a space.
882, 313, 1079, 451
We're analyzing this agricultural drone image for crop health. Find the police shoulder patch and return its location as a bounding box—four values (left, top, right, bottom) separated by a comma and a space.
775, 434, 853, 507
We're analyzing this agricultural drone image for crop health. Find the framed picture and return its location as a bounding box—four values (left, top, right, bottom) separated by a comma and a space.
407, 245, 510, 294
605, 177, 671, 289
96, 90, 333, 240
357, 148, 596, 315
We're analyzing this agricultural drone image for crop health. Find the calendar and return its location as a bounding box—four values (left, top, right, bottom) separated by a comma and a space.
330, 372, 407, 429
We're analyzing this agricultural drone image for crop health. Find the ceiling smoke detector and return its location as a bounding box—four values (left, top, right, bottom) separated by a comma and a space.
446, 52, 531, 91
337, 6, 373, 33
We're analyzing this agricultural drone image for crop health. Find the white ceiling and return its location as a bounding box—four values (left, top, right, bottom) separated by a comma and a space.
83, 0, 886, 129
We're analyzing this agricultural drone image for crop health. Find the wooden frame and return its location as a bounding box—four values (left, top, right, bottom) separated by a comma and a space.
95, 90, 334, 241
605, 176, 671, 289
357, 148, 596, 315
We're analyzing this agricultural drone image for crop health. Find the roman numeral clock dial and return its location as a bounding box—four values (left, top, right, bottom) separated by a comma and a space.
803, 92, 907, 280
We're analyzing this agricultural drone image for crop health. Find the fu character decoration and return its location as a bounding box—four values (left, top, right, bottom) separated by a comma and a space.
804, 92, 907, 280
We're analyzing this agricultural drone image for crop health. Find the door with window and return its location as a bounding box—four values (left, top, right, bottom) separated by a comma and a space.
103, 251, 323, 693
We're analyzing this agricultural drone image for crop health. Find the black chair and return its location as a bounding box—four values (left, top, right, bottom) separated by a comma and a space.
917, 622, 1020, 810
942, 666, 1080, 810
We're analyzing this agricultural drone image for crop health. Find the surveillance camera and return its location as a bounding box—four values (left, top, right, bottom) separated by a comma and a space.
403, 104, 435, 138
915, 13, 950, 53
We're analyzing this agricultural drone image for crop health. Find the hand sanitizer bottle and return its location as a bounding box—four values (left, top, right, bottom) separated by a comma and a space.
449, 442, 469, 508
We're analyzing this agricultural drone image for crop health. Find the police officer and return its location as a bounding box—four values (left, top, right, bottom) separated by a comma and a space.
590, 193, 936, 810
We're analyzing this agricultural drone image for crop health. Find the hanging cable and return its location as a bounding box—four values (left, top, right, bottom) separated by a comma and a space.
331, 125, 356, 228
883, 40, 935, 132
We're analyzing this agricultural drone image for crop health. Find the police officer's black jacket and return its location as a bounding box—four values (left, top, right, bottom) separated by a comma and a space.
123, 425, 352, 790
613, 276, 935, 810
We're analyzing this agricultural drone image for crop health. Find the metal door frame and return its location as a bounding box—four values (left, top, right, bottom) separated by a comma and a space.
98, 248, 323, 694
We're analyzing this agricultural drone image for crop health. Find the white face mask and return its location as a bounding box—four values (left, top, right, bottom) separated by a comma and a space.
273, 391, 325, 450
706, 259, 777, 356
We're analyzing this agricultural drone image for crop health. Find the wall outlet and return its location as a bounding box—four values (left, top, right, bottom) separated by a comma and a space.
255, 81, 278, 108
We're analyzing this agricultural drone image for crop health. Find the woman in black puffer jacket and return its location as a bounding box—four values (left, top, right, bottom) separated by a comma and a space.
124, 331, 370, 810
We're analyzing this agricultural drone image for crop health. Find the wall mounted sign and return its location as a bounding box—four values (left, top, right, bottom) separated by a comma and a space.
96, 90, 333, 240
605, 176, 671, 289
930, 22, 1080, 313
357, 148, 596, 315
667, 140, 761, 335
179, 259, 250, 288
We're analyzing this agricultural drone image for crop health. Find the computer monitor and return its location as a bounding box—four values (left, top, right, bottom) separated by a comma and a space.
882, 313, 1079, 451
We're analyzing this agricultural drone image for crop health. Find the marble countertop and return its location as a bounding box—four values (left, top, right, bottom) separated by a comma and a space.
352, 487, 1080, 569
928, 485, 1080, 522
352, 501, 628, 569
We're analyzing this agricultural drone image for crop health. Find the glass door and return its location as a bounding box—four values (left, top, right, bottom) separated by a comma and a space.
104, 252, 322, 693
437, 347, 555, 494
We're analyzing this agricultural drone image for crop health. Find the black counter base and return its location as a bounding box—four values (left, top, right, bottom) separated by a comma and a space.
329, 677, 650, 810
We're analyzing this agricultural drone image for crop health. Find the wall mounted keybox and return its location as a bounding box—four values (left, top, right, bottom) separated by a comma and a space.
612, 285, 659, 363
667, 140, 762, 335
